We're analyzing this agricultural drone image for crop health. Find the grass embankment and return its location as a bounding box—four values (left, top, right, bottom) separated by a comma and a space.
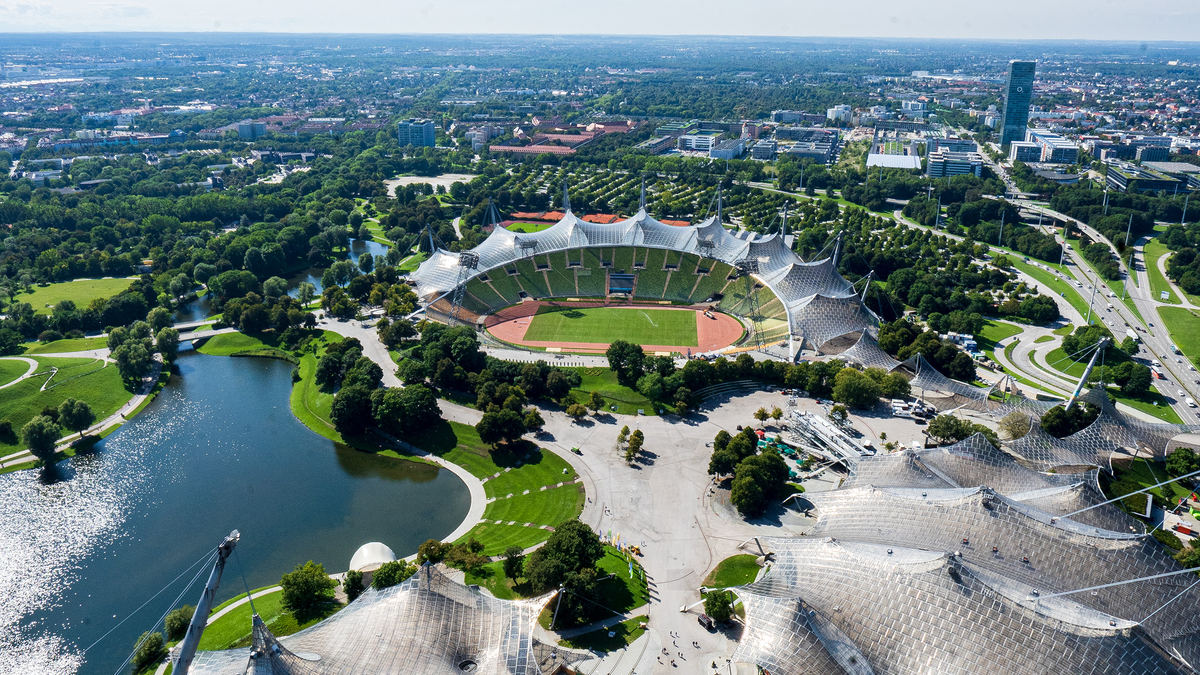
13, 278, 133, 315
1034, 335, 1055, 344
24, 336, 110, 354
197, 588, 341, 651
0, 358, 30, 386
1158, 307, 1200, 371
409, 420, 583, 555
196, 332, 295, 361
397, 251, 427, 273
1053, 324, 1075, 336
1011, 259, 1093, 321
976, 320, 1022, 355
1144, 239, 1182, 306
0, 356, 133, 457
537, 546, 650, 631
566, 367, 655, 416
1040, 346, 1182, 423
703, 554, 761, 588
560, 615, 648, 652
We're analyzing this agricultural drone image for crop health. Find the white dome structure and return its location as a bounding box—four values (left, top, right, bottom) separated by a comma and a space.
348, 542, 396, 572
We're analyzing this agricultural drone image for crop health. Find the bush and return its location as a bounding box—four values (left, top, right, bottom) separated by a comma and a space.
704, 590, 734, 623
280, 561, 337, 615
131, 632, 166, 673
164, 605, 195, 641
371, 561, 416, 589
344, 569, 365, 600
1153, 528, 1185, 551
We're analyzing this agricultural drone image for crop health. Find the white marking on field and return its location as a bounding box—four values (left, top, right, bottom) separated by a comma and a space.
639, 311, 658, 327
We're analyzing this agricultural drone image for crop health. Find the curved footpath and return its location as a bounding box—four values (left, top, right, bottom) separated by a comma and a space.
0, 356, 39, 390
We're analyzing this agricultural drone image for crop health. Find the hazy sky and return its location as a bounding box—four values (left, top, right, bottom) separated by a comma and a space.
1, 0, 1197, 41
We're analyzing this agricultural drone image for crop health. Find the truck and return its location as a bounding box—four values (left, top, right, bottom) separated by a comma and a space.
1172, 344, 1182, 355
1153, 368, 1165, 380
1126, 328, 1139, 343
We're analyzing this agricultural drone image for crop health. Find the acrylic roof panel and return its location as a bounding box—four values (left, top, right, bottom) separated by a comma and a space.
836, 331, 902, 371
801, 487, 1200, 663
744, 232, 802, 277
736, 538, 1188, 675
766, 259, 857, 301
789, 294, 878, 350
187, 565, 551, 675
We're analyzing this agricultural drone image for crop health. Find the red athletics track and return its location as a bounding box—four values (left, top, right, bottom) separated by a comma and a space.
484, 300, 744, 354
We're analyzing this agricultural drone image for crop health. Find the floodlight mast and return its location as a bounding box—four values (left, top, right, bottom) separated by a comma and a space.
173, 531, 240, 675
448, 251, 481, 325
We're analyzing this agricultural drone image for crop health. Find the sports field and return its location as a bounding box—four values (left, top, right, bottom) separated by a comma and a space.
523, 307, 698, 346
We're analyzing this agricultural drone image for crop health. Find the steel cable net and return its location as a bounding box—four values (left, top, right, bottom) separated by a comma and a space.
734, 538, 1188, 675
890, 354, 996, 411
789, 294, 879, 354
835, 331, 901, 371
186, 565, 552, 675
797, 487, 1200, 667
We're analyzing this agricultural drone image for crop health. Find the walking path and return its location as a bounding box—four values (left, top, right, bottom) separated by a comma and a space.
0, 354, 163, 470
1156, 250, 1200, 309
0, 356, 39, 389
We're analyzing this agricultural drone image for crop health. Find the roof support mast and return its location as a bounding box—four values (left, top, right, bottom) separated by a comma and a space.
173, 531, 240, 675
1064, 338, 1109, 412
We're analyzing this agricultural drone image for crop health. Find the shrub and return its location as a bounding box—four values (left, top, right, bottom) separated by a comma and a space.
164, 605, 194, 641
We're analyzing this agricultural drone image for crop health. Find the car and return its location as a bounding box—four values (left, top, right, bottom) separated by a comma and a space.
1149, 322, 1154, 327
1191, 365, 1196, 372
1179, 358, 1185, 364
1179, 390, 1186, 398
697, 614, 716, 630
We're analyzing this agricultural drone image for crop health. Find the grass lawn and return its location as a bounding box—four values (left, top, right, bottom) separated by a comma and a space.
524, 307, 698, 347
397, 251, 427, 273
976, 320, 1022, 353
1041, 347, 1181, 423
464, 560, 528, 600
196, 589, 341, 651
407, 420, 582, 554
0, 358, 30, 386
1158, 307, 1200, 370
1034, 335, 1055, 343
567, 367, 655, 416
559, 615, 648, 652
1106, 457, 1195, 509
14, 278, 133, 315
195, 332, 269, 356
0, 357, 133, 457
540, 547, 648, 630
1011, 260, 1093, 321
1053, 324, 1075, 336
506, 221, 557, 233
1144, 239, 1180, 305
702, 554, 761, 588
24, 336, 109, 354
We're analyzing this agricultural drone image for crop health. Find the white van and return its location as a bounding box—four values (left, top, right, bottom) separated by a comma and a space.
1188, 398, 1197, 408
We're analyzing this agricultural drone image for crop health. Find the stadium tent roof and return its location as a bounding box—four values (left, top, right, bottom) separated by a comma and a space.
732, 538, 1192, 675
188, 565, 554, 675
410, 208, 880, 353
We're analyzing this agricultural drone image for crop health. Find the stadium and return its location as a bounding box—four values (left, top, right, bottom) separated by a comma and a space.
409, 194, 878, 359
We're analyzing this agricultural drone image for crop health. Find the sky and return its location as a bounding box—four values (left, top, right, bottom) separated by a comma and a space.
0, 0, 1198, 42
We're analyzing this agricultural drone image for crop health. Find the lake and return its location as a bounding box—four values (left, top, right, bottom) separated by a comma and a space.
0, 352, 469, 675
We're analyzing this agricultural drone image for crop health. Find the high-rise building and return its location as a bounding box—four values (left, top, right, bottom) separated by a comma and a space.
1000, 61, 1036, 147
397, 119, 436, 147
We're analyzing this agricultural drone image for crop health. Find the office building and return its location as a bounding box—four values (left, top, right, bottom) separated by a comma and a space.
926, 149, 983, 178
902, 100, 927, 112
770, 110, 825, 124
655, 121, 698, 136
1000, 61, 1036, 146
749, 139, 777, 160
1143, 161, 1200, 190
930, 137, 978, 153
1027, 130, 1078, 164
635, 136, 676, 155
1009, 141, 1040, 163
1136, 146, 1170, 162
709, 138, 746, 160
826, 105, 852, 123
237, 121, 266, 140
677, 130, 722, 152
1106, 161, 1184, 193
397, 119, 436, 147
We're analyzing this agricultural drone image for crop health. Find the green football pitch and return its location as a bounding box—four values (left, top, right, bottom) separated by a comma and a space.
522, 307, 698, 346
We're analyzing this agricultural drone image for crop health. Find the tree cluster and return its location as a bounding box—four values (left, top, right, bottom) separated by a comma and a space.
926, 414, 999, 447
878, 321, 978, 382
708, 427, 790, 518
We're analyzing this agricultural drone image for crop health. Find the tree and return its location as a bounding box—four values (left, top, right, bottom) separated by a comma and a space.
998, 411, 1031, 440
730, 472, 766, 517
606, 340, 645, 385
636, 372, 664, 400
164, 605, 195, 641
296, 281, 316, 307
146, 306, 173, 331
566, 403, 588, 421
770, 406, 783, 425
22, 416, 60, 461
476, 409, 526, 448
618, 425, 631, 444
523, 520, 605, 592
587, 390, 606, 414
156, 327, 180, 362
832, 368, 882, 409
263, 276, 288, 301
112, 342, 152, 383
57, 398, 94, 439
280, 561, 337, 615
1166, 448, 1200, 478
359, 252, 375, 275
1123, 363, 1152, 395
704, 590, 734, 623
503, 545, 526, 579
131, 632, 166, 673
1119, 336, 1140, 356
754, 407, 769, 427
330, 384, 374, 435
343, 570, 365, 601
371, 561, 416, 589
1039, 403, 1099, 438
417, 539, 452, 565
523, 408, 545, 433
828, 405, 849, 428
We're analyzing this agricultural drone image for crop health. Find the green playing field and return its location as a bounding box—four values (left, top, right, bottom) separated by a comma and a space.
522, 307, 698, 346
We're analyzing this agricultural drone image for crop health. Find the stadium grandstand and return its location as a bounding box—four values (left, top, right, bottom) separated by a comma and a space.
410, 187, 872, 357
